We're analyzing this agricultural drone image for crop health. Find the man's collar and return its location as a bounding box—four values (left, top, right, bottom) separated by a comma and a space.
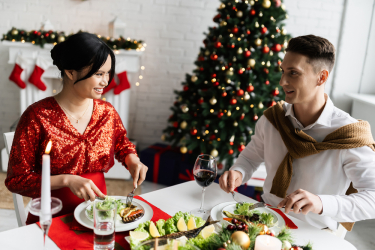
284, 94, 333, 128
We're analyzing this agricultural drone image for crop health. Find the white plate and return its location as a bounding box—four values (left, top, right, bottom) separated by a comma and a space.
85, 201, 144, 222
210, 202, 285, 234
74, 196, 153, 232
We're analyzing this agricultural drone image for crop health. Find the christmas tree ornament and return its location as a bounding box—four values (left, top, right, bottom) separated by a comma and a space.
198, 98, 204, 104
191, 75, 198, 82
258, 102, 264, 109
250, 0, 255, 5
244, 50, 251, 57
230, 98, 237, 105
213, 81, 219, 87
183, 86, 189, 91
231, 231, 250, 250
238, 68, 244, 74
173, 121, 179, 128
259, 11, 263, 17
247, 84, 254, 92
238, 144, 245, 152
219, 3, 226, 9
274, 0, 282, 7
227, 79, 231, 84
266, 61, 271, 67
236, 10, 243, 18
262, 45, 270, 53
270, 99, 277, 107
228, 149, 234, 155
262, 0, 272, 8
244, 92, 250, 100
214, 41, 222, 48
281, 28, 287, 35
209, 134, 216, 140
11, 29, 18, 35
254, 38, 262, 46
180, 146, 188, 154
232, 27, 239, 34
213, 14, 221, 22
211, 78, 217, 83
284, 40, 289, 48
265, 80, 270, 85
211, 73, 217, 78
180, 121, 187, 129
209, 97, 217, 105
218, 112, 224, 118
233, 121, 238, 127
222, 92, 227, 97
253, 115, 259, 121
240, 113, 245, 120
246, 30, 251, 35
28, 56, 52, 91
260, 27, 268, 34
210, 54, 218, 60
250, 9, 256, 15
205, 50, 210, 56
281, 4, 286, 10
263, 68, 269, 74
282, 241, 292, 250
58, 35, 65, 43
271, 44, 282, 52
190, 128, 198, 135
248, 58, 256, 67
181, 105, 189, 113
220, 20, 227, 26
236, 89, 244, 96
161, 134, 166, 141
237, 47, 243, 54
255, 22, 260, 28
211, 148, 219, 157
272, 87, 280, 96
9, 55, 32, 89
227, 111, 232, 116
199, 67, 204, 71
226, 70, 233, 76
198, 56, 205, 61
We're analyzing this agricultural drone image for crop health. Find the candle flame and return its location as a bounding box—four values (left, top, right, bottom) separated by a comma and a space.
45, 140, 52, 154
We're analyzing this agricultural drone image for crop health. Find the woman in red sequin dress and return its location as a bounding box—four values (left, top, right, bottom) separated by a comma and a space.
5, 33, 148, 224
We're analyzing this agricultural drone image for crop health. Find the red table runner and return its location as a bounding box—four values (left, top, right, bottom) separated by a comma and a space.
37, 196, 171, 250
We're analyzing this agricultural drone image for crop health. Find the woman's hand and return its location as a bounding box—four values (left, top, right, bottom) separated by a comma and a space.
125, 154, 148, 189
64, 175, 106, 201
219, 170, 243, 193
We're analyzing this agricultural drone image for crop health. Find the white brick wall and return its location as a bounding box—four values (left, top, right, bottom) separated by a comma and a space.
0, 0, 345, 153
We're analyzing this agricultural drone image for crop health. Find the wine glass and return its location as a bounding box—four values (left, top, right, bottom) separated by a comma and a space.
28, 197, 62, 249
190, 154, 217, 219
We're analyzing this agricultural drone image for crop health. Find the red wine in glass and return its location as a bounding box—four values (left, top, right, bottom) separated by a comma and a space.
194, 170, 216, 187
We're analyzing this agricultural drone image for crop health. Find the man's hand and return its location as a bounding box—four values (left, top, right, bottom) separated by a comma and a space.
219, 170, 243, 193
125, 154, 148, 189
277, 189, 323, 215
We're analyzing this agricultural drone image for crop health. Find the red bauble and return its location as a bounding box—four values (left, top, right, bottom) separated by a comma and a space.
229, 142, 234, 146
244, 51, 251, 57
261, 27, 268, 34
230, 43, 235, 49
222, 92, 227, 97
253, 115, 259, 121
33, 30, 37, 35
269, 100, 277, 107
265, 80, 270, 85
238, 69, 244, 74
232, 27, 239, 34
271, 44, 282, 52
211, 73, 217, 78
218, 163, 224, 169
237, 89, 244, 96
262, 46, 270, 53
198, 56, 205, 61
210, 54, 218, 60
247, 85, 254, 92
272, 88, 280, 96
264, 68, 269, 74
238, 145, 245, 152
277, 60, 282, 65
199, 67, 204, 71
190, 128, 198, 135
205, 124, 210, 128
214, 41, 222, 48
228, 149, 234, 155
230, 98, 237, 105
240, 113, 245, 120
170, 131, 174, 136
209, 134, 216, 140
188, 150, 193, 154
45, 33, 50, 37
276, 28, 280, 33
213, 14, 221, 21
173, 121, 179, 128
246, 30, 251, 35
226, 15, 230, 20
250, 9, 256, 15
198, 98, 204, 104
37, 32, 41, 36
203, 39, 209, 45
218, 112, 224, 118
274, 0, 282, 7
213, 81, 219, 87
183, 86, 189, 91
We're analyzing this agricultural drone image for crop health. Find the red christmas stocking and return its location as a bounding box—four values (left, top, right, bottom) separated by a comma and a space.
9, 55, 30, 89
102, 78, 117, 95
114, 71, 131, 95
28, 57, 52, 91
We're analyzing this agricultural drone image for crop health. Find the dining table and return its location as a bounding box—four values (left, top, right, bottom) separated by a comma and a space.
0, 181, 357, 250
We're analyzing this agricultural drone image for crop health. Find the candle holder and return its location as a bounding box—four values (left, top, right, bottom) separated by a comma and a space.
28, 197, 62, 249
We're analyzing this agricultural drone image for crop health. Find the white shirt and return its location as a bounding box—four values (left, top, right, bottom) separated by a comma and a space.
231, 96, 375, 230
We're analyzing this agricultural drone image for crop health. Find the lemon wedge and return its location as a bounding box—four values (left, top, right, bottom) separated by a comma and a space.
177, 217, 187, 232
149, 221, 161, 237
129, 231, 149, 241
201, 225, 215, 239
187, 217, 196, 230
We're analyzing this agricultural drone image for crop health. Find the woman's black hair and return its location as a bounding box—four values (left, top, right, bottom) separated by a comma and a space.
51, 32, 115, 85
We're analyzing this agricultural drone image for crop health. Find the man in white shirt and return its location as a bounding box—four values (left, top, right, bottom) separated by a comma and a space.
219, 35, 375, 231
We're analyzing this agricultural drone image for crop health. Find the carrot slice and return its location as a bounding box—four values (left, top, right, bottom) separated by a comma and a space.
128, 210, 143, 217
223, 218, 232, 222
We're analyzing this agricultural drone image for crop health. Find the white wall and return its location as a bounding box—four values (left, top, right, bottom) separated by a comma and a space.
0, 0, 346, 153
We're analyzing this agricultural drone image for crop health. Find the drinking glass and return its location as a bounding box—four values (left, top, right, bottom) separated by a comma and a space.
93, 200, 117, 250
28, 197, 62, 249
190, 154, 217, 219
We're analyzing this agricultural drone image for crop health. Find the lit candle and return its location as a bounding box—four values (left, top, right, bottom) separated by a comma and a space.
41, 140, 52, 218
254, 235, 282, 250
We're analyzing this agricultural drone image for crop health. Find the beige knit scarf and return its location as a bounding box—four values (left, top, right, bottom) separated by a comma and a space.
263, 101, 375, 231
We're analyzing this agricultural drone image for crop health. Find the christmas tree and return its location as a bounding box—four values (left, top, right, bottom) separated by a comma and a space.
162, 0, 291, 168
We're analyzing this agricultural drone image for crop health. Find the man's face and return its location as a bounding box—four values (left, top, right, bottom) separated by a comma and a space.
279, 52, 321, 104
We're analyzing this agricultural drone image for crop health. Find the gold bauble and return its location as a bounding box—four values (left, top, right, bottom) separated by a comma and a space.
226, 70, 234, 76
250, 0, 255, 5
11, 29, 18, 36
255, 22, 259, 28
181, 105, 189, 113
219, 3, 226, 9
233, 121, 238, 127
58, 36, 65, 43
191, 75, 198, 82
180, 146, 188, 154
258, 102, 264, 109
237, 47, 243, 54
180, 121, 188, 129
254, 38, 262, 46
178, 96, 183, 102
210, 149, 219, 158
284, 40, 289, 48
270, 51, 274, 56
248, 59, 256, 67
260, 224, 269, 233
205, 50, 210, 56
227, 79, 231, 84
236, 11, 243, 18
209, 97, 217, 105
262, 0, 271, 8
231, 231, 251, 250
281, 28, 287, 35
282, 240, 292, 250
259, 11, 263, 17
266, 61, 271, 67
50, 34, 56, 39
281, 4, 286, 10
220, 20, 227, 26
161, 134, 166, 141
227, 111, 232, 116
244, 92, 250, 101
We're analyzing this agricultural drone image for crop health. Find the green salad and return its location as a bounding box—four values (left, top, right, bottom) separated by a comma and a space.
86, 196, 126, 220
234, 202, 275, 228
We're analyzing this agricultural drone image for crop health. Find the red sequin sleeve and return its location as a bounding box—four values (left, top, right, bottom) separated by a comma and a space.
5, 106, 43, 198
113, 109, 137, 169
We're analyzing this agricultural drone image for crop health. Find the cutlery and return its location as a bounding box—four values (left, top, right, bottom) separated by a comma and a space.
126, 186, 137, 207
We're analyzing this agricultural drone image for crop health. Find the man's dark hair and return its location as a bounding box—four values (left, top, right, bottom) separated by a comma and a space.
286, 35, 335, 73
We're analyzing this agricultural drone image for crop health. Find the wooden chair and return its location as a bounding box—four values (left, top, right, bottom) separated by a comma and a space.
3, 132, 27, 227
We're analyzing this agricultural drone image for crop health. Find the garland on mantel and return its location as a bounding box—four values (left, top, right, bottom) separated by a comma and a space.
1, 27, 145, 51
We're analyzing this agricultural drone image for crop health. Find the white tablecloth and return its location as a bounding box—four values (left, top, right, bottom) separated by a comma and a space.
0, 181, 357, 250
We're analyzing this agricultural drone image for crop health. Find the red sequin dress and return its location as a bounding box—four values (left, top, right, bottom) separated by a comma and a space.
5, 97, 137, 224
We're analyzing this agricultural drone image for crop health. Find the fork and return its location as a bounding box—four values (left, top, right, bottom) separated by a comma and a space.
126, 186, 137, 207
248, 202, 282, 210
231, 192, 244, 205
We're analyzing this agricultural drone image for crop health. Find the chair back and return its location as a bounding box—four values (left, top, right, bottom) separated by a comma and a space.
3, 132, 27, 227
